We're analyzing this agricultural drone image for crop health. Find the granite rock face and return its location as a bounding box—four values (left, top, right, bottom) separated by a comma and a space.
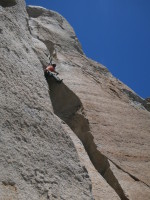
0, 1, 150, 200
27, 5, 150, 200
0, 1, 93, 199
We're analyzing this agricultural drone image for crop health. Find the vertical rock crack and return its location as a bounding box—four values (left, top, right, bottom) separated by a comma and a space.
46, 77, 129, 200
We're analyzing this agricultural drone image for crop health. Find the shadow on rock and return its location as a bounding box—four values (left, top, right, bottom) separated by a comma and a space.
46, 75, 82, 122
0, 0, 17, 7
45, 74, 129, 200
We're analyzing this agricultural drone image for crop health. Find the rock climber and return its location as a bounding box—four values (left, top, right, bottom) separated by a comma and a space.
44, 63, 62, 83
45, 63, 59, 75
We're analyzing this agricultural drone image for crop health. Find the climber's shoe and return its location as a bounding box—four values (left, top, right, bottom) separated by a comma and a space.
58, 79, 63, 83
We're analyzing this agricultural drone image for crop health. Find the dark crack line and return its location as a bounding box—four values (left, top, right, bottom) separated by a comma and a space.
109, 158, 150, 188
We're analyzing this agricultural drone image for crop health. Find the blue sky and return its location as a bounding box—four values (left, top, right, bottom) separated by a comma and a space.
26, 0, 150, 98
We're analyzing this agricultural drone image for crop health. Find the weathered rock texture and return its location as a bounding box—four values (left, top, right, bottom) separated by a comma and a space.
0, 1, 150, 199
0, 1, 93, 199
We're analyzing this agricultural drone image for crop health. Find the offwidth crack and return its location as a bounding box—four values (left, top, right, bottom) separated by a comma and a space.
46, 76, 129, 200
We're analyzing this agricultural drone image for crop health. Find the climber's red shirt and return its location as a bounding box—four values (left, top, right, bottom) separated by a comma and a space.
46, 65, 56, 72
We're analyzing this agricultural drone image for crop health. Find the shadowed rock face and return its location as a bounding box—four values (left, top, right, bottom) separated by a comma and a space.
1, 1, 150, 200
47, 77, 129, 200
0, 0, 17, 7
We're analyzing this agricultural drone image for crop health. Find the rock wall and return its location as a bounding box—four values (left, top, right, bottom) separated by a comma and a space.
0, 1, 150, 199
0, 1, 93, 199
26, 5, 150, 200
